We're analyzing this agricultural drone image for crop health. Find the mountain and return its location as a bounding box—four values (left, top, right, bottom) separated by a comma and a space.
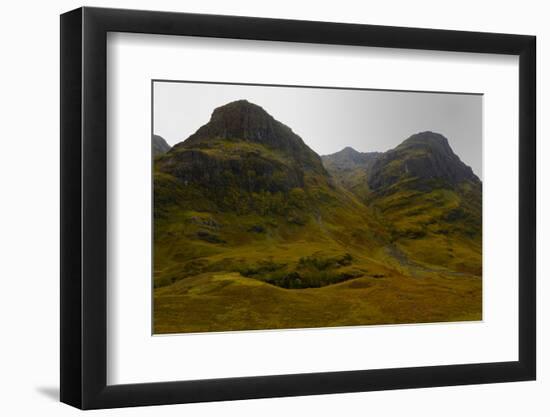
367, 131, 479, 191
361, 132, 482, 276
320, 131, 482, 275
154, 100, 337, 215
153, 101, 482, 334
153, 99, 389, 288
152, 134, 171, 156
172, 100, 325, 174
322, 147, 381, 202
322, 146, 380, 171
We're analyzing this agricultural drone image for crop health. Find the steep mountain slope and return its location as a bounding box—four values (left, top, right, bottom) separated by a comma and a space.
152, 134, 171, 156
365, 132, 482, 275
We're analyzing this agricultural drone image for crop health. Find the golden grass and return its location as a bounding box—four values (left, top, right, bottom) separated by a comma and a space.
154, 271, 481, 334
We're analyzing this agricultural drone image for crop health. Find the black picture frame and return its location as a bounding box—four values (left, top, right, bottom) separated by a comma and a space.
60, 6, 536, 410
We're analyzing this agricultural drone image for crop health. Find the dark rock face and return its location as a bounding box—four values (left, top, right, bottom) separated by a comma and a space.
153, 134, 171, 156
173, 100, 325, 174
158, 148, 305, 194
367, 131, 479, 190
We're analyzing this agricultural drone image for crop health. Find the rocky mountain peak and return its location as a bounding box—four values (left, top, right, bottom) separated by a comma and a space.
340, 146, 360, 154
368, 131, 479, 190
173, 100, 325, 173
397, 131, 454, 157
335, 147, 365, 163
180, 100, 292, 147
210, 99, 266, 122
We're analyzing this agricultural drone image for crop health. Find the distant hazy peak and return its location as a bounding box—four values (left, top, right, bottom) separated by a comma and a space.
322, 147, 381, 171
340, 146, 360, 154
152, 134, 171, 156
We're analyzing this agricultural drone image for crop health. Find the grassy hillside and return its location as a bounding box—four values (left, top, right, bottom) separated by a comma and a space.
153, 104, 482, 334
153, 139, 391, 291
155, 272, 481, 333
324, 132, 482, 276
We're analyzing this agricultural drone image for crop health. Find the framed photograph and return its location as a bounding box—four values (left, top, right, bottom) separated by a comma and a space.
60, 7, 536, 409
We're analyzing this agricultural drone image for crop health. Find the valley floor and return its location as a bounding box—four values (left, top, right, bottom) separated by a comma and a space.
154, 270, 481, 334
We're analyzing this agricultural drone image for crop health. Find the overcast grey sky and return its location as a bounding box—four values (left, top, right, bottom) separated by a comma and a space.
153, 81, 482, 177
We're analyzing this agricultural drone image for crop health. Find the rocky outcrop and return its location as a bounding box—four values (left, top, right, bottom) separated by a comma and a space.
157, 148, 305, 194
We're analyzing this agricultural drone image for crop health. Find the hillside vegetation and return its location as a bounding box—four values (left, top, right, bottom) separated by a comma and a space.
153, 100, 482, 334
